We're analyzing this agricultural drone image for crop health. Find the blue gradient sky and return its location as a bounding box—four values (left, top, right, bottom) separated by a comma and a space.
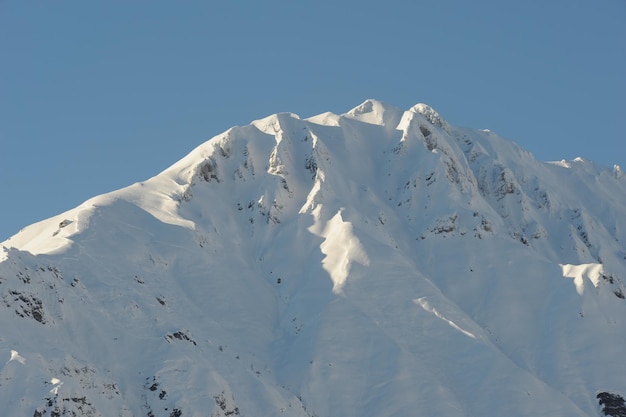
1, 0, 625, 241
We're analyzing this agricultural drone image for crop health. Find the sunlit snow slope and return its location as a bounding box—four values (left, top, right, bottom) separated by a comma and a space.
2, 100, 626, 417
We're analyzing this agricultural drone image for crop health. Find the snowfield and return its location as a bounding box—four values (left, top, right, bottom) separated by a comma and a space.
1, 100, 625, 417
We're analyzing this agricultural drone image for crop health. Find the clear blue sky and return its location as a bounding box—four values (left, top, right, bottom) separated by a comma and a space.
1, 0, 625, 241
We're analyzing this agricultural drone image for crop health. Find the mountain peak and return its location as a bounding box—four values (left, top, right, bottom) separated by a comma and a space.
409, 102, 449, 131
1, 100, 626, 417
343, 98, 403, 127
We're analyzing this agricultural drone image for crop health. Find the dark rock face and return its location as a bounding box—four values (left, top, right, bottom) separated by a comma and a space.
598, 392, 626, 417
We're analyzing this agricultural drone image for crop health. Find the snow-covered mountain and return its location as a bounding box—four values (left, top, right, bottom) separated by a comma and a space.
2, 99, 626, 417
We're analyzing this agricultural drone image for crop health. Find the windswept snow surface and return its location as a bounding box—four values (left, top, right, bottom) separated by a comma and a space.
2, 100, 626, 416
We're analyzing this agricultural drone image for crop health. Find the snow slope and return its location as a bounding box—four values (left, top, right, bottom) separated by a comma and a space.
2, 100, 626, 417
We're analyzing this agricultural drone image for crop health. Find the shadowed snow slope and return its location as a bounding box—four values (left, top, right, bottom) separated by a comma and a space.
2, 99, 626, 417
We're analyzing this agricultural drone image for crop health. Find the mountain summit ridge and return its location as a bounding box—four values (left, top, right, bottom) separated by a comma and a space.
2, 100, 625, 417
